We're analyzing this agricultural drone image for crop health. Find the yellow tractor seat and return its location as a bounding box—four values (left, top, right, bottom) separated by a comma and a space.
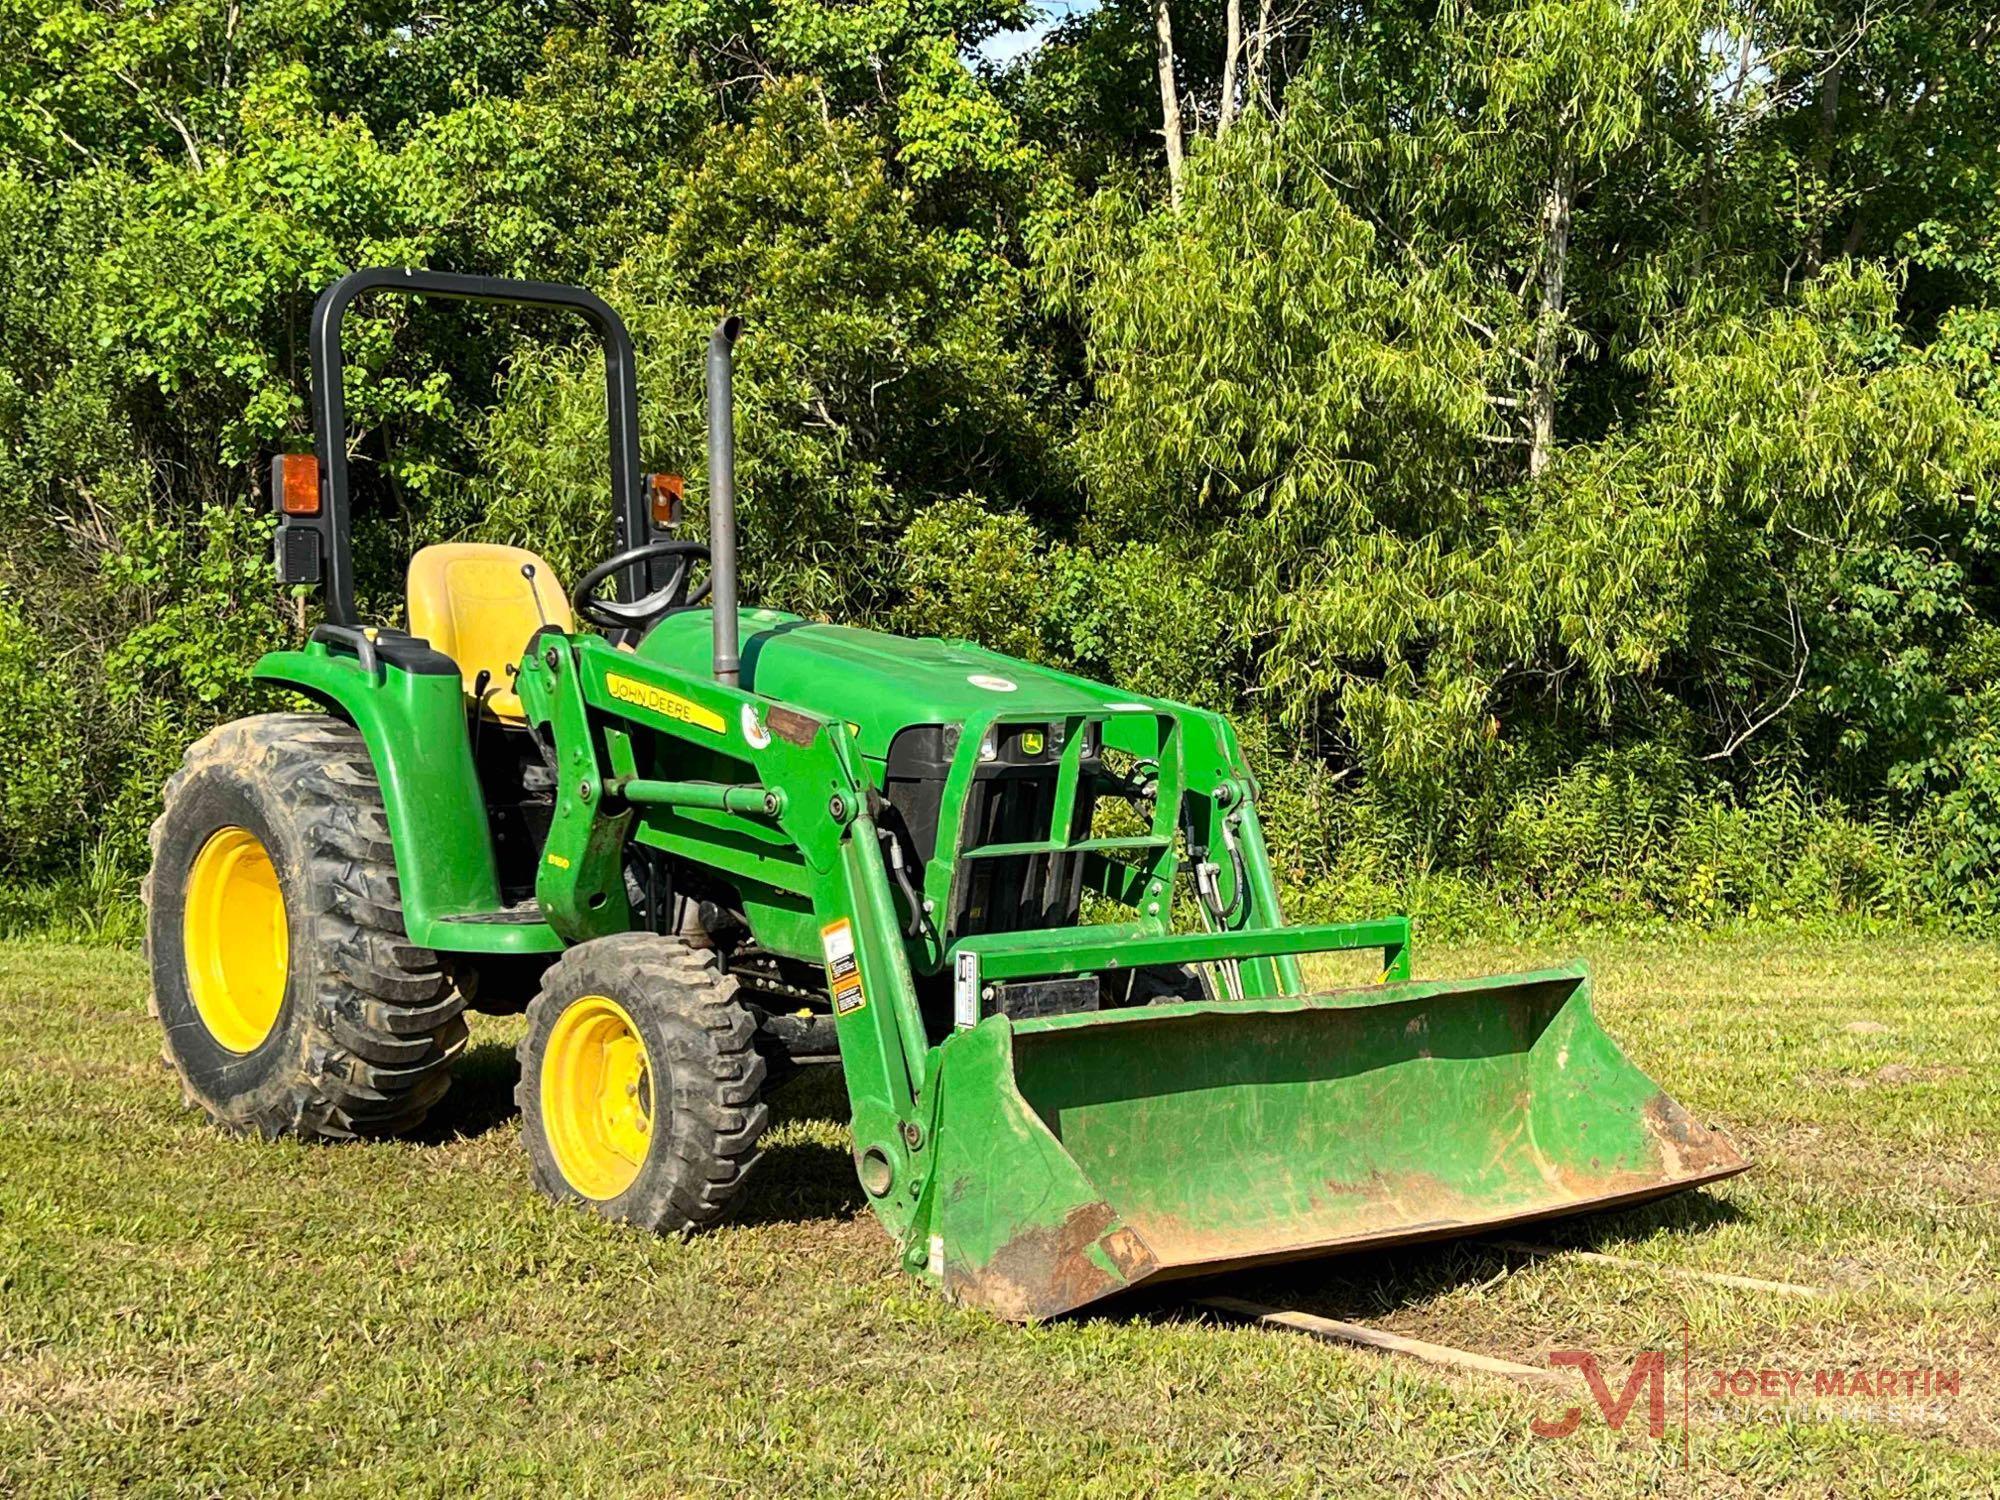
407, 543, 574, 721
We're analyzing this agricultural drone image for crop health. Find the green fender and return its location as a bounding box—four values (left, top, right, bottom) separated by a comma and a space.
253, 640, 563, 956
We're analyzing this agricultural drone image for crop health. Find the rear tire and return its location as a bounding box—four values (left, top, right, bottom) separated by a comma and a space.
145, 713, 467, 1139
518, 934, 767, 1229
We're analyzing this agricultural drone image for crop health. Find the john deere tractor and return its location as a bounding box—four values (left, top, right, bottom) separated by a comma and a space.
146, 270, 1744, 1319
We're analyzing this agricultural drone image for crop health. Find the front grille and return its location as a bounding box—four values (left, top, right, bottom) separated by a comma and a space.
951, 767, 1087, 937
880, 723, 1095, 944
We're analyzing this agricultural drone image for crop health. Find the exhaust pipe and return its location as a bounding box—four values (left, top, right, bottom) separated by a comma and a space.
706, 316, 743, 685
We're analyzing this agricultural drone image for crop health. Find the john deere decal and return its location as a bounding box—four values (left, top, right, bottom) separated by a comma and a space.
604, 673, 726, 734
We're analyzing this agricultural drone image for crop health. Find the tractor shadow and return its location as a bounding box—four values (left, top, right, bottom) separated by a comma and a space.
410, 1039, 522, 1144
730, 1063, 868, 1226
1138, 1188, 1747, 1329
410, 1040, 867, 1223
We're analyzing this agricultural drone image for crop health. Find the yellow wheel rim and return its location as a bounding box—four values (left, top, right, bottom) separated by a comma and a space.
541, 995, 655, 1200
182, 825, 289, 1054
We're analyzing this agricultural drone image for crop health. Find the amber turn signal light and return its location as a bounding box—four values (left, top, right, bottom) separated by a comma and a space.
648, 471, 684, 528
273, 453, 321, 516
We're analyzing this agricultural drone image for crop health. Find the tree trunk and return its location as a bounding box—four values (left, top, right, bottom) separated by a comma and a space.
1528, 153, 1574, 479
1219, 0, 1243, 137
1152, 0, 1186, 203
1248, 0, 1275, 104
1803, 58, 1842, 272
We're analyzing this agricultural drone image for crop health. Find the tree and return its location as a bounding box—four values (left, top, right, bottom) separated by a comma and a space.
1033, 12, 2000, 884
1152, 0, 1187, 201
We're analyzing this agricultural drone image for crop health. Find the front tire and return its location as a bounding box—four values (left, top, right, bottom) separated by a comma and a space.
144, 713, 467, 1138
518, 934, 767, 1229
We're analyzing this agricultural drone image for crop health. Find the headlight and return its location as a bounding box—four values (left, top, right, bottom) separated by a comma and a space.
978, 726, 998, 762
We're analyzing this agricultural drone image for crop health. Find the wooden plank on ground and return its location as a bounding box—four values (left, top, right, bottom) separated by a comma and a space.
1489, 1240, 1828, 1299
1196, 1296, 1553, 1382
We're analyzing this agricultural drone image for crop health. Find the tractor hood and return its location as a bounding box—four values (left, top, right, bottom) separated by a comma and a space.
635, 608, 1123, 759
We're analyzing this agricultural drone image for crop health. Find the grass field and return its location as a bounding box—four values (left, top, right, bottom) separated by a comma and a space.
1, 932, 1996, 1496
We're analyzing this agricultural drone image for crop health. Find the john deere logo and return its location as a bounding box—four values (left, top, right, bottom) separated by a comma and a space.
604, 673, 726, 734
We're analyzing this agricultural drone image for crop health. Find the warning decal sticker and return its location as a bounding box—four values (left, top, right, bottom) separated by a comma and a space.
821, 919, 866, 1016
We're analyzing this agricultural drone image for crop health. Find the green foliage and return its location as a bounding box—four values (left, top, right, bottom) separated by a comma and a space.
1265, 746, 1941, 940
482, 82, 1060, 621
0, 601, 100, 869
1025, 23, 2000, 916
5, 0, 2000, 932
896, 497, 1049, 659
893, 496, 1233, 705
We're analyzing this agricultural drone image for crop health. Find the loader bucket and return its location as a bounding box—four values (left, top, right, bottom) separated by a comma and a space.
923, 963, 1745, 1321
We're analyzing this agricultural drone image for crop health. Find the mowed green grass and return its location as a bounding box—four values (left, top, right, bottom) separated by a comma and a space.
1, 933, 1995, 1497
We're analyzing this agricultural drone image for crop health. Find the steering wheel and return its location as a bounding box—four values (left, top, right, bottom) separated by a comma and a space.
571, 539, 712, 631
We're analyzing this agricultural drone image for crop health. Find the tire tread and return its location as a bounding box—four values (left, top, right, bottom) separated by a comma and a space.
517, 933, 767, 1230
146, 712, 466, 1139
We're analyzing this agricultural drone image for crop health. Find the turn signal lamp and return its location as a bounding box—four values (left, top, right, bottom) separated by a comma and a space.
273, 453, 321, 516
648, 472, 684, 529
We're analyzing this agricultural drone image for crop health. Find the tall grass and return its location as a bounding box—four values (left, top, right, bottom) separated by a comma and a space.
0, 838, 144, 946
1277, 751, 1951, 941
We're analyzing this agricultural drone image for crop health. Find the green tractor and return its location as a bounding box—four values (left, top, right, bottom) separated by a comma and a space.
146, 270, 1745, 1320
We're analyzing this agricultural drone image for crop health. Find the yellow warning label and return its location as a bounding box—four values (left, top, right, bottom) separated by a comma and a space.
604, 673, 726, 734
821, 919, 866, 1016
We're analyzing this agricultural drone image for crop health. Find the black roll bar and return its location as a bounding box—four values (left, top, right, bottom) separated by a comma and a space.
305, 268, 645, 627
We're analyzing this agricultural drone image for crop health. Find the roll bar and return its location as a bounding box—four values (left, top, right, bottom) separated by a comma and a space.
299, 269, 646, 627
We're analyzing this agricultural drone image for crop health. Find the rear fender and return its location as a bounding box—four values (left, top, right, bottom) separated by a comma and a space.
253, 641, 553, 954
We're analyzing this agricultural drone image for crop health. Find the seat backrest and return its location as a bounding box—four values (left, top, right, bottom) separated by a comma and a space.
407, 543, 574, 717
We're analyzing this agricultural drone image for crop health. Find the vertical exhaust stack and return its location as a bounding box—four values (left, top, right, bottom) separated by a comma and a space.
706, 316, 743, 685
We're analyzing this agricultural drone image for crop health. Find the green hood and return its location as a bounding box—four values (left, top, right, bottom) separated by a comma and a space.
636, 608, 1123, 758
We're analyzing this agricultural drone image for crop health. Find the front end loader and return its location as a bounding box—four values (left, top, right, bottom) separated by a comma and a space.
145, 269, 1746, 1320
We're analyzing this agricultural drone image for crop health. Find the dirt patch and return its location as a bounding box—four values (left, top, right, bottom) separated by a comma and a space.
1842, 1063, 1970, 1089
0, 1354, 209, 1422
